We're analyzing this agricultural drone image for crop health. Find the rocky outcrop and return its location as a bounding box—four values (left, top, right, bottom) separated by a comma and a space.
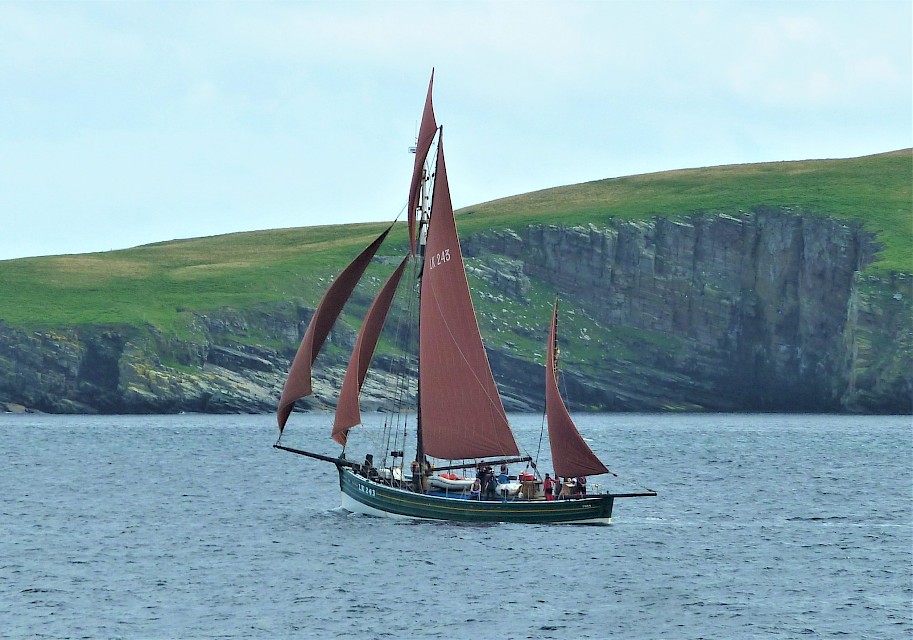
0, 322, 283, 414
0, 305, 415, 415
464, 207, 910, 413
0, 207, 909, 414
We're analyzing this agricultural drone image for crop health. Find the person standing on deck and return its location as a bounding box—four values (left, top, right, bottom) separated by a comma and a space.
421, 457, 432, 493
483, 466, 497, 499
543, 473, 555, 501
411, 459, 422, 493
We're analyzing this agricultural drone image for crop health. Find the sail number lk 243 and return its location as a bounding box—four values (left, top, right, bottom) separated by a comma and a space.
428, 248, 451, 270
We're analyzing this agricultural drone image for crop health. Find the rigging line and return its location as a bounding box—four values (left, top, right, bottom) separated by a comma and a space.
535, 410, 547, 472
396, 261, 419, 405
383, 257, 417, 467
370, 255, 408, 460
391, 201, 408, 224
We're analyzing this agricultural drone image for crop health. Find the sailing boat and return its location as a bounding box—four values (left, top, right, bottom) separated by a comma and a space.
274, 72, 655, 524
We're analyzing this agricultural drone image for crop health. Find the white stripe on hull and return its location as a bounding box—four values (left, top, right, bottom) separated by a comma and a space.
340, 490, 418, 520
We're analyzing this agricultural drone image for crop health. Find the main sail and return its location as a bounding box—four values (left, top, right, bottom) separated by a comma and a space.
418, 131, 519, 460
545, 299, 608, 478
277, 225, 392, 432
332, 255, 409, 445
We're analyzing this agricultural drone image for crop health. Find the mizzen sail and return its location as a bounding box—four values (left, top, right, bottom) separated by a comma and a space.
407, 70, 438, 256
418, 131, 519, 460
277, 225, 392, 432
545, 299, 608, 478
332, 255, 410, 445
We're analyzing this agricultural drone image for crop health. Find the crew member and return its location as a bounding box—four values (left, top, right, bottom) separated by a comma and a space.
543, 473, 555, 501
411, 459, 422, 493
470, 477, 482, 500
576, 475, 587, 496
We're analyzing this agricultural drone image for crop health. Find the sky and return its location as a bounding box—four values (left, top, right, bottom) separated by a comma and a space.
0, 0, 910, 261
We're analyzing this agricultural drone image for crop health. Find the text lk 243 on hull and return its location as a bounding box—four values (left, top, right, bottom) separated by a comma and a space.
274, 71, 655, 524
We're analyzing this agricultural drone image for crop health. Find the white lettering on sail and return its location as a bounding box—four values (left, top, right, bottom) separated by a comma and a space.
428, 248, 451, 270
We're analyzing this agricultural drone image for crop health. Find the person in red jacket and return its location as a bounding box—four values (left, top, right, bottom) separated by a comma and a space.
543, 473, 555, 501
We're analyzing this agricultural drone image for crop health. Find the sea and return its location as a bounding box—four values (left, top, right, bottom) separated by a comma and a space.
2, 412, 910, 640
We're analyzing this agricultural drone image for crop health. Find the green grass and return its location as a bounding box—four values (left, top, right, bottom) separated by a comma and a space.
0, 222, 405, 329
459, 149, 912, 272
0, 150, 909, 331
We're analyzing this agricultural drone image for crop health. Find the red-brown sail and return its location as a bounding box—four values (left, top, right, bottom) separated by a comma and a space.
407, 70, 437, 256
332, 255, 410, 445
546, 299, 608, 478
277, 226, 392, 433
418, 131, 519, 460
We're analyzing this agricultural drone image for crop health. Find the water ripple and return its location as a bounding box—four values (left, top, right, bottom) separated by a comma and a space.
1, 413, 910, 639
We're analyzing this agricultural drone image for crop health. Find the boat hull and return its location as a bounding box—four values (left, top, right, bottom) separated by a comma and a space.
337, 466, 614, 524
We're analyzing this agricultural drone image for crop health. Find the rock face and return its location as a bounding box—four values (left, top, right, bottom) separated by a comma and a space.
0, 305, 413, 416
0, 207, 909, 415
465, 207, 911, 413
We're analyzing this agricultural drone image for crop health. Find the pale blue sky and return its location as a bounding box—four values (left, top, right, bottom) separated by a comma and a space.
1, 0, 910, 260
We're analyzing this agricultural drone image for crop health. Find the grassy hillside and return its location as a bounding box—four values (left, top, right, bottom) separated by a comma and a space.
1, 223, 402, 329
1, 150, 909, 330
460, 149, 911, 271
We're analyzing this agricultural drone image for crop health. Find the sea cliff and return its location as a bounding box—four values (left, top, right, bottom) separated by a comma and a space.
464, 207, 910, 413
1, 206, 909, 415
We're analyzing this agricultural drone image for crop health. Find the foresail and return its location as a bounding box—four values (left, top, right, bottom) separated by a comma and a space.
407, 70, 438, 256
277, 225, 393, 433
419, 132, 519, 460
546, 300, 608, 478
332, 255, 410, 445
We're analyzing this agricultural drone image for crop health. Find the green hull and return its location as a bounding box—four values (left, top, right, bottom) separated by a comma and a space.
337, 466, 615, 525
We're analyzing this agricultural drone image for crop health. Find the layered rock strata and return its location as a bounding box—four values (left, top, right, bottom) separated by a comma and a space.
1, 207, 909, 414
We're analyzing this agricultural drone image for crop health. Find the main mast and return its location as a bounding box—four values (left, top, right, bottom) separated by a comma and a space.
406, 71, 438, 472
412, 128, 437, 469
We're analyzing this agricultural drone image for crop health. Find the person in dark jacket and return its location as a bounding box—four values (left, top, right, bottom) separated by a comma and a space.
576, 476, 587, 496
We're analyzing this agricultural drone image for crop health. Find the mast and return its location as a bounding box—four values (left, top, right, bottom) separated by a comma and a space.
408, 71, 437, 467
413, 132, 434, 468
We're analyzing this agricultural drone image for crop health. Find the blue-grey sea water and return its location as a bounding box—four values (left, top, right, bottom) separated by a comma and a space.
2, 412, 911, 639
